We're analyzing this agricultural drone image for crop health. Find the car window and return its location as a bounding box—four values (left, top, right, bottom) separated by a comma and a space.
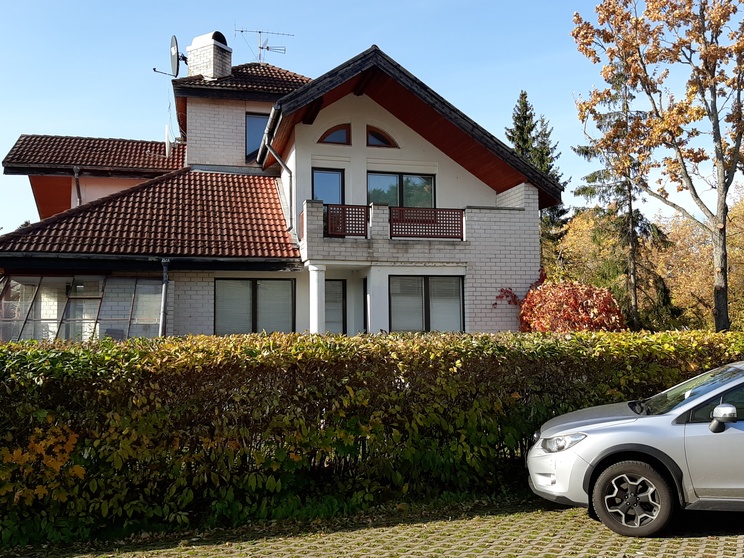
644, 364, 744, 415
689, 384, 744, 423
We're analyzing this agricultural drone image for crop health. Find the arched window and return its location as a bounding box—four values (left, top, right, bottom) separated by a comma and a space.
319, 124, 351, 145
366, 126, 398, 148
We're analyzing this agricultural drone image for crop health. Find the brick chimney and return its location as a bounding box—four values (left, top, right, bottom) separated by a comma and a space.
186, 31, 232, 80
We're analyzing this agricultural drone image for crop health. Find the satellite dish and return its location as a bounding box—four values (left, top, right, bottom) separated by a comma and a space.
165, 124, 173, 158
154, 35, 187, 77
170, 35, 180, 77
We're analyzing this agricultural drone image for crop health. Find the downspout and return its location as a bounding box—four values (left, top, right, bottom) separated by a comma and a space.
73, 166, 82, 207
260, 105, 293, 231
159, 258, 170, 337
265, 143, 293, 232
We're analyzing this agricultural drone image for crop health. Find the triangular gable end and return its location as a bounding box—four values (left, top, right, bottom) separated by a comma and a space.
260, 45, 563, 209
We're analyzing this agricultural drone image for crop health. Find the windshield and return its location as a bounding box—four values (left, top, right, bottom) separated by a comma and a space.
642, 364, 744, 415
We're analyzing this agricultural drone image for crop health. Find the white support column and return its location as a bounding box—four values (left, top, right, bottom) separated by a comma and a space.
308, 264, 326, 333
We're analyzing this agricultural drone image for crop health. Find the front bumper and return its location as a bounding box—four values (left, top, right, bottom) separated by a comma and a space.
527, 443, 593, 507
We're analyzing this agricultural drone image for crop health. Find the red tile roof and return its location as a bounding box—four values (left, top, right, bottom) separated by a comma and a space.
3, 135, 185, 174
173, 63, 311, 95
0, 169, 299, 260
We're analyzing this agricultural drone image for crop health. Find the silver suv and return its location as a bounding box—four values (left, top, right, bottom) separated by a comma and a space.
527, 362, 744, 536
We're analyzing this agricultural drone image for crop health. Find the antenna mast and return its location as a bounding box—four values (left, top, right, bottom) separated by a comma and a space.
235, 28, 293, 62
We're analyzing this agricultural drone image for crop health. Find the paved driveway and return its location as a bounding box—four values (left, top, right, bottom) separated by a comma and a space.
12, 499, 744, 558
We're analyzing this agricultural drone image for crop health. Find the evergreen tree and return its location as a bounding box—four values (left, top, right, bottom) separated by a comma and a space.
505, 92, 569, 274
572, 63, 674, 330
504, 91, 536, 158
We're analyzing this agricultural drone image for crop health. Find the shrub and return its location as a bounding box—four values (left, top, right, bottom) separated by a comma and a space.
1, 331, 743, 545
519, 281, 625, 332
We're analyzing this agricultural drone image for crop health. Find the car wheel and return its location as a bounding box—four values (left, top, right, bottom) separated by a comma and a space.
592, 460, 674, 537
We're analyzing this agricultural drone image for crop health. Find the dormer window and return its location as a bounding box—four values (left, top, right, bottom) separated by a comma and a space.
367, 126, 398, 148
319, 124, 351, 145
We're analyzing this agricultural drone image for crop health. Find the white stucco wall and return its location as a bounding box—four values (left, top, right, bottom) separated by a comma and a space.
289, 94, 500, 227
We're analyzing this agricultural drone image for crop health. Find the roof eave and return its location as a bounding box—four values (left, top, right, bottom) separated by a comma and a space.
0, 253, 303, 272
3, 164, 177, 179
172, 84, 287, 103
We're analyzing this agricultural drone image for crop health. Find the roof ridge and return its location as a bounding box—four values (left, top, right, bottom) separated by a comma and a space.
13, 133, 176, 144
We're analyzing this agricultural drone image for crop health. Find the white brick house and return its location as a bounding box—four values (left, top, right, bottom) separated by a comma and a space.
0, 32, 562, 341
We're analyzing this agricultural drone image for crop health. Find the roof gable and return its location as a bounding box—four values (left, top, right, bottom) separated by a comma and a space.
0, 169, 299, 261
261, 46, 563, 209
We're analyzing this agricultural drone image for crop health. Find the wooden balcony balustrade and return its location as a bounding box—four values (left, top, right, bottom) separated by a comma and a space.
389, 207, 463, 239
325, 204, 369, 237
305, 204, 465, 240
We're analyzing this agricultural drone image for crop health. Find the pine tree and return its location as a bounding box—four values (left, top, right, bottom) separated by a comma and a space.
572, 63, 672, 330
504, 91, 536, 158
505, 92, 569, 273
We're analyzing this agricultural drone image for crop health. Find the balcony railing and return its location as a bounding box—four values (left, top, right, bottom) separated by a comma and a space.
390, 207, 464, 239
325, 204, 368, 237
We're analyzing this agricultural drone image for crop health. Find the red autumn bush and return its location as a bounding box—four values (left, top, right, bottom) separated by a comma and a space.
519, 281, 625, 332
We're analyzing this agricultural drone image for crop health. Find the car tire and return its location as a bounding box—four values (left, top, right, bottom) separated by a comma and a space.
592, 460, 674, 537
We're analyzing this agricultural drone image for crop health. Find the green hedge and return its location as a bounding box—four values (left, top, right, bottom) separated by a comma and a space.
2, 331, 744, 545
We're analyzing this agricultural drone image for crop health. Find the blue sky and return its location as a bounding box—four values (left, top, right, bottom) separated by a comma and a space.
0, 0, 606, 233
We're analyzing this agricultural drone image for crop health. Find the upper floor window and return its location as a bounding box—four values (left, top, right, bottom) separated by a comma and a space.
319, 124, 351, 145
312, 168, 345, 204
367, 172, 434, 207
246, 113, 269, 160
367, 126, 398, 148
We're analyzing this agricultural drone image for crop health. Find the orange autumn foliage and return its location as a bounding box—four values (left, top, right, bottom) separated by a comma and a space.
519, 281, 626, 333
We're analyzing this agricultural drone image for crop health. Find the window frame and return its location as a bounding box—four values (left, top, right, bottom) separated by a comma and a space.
325, 279, 347, 334
245, 113, 270, 161
0, 275, 163, 342
366, 125, 398, 148
319, 124, 351, 145
367, 172, 435, 208
214, 278, 296, 334
388, 275, 464, 332
312, 168, 346, 204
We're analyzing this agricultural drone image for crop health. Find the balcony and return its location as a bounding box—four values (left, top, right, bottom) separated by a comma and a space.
312, 204, 464, 240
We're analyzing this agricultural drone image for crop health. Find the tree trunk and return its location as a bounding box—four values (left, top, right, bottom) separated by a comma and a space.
712, 225, 731, 331
626, 191, 640, 330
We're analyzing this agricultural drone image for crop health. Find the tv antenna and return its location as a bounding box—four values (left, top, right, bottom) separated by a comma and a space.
235, 28, 293, 63
153, 35, 188, 77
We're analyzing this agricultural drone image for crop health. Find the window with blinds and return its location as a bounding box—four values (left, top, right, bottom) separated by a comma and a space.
215, 279, 294, 334
389, 276, 463, 332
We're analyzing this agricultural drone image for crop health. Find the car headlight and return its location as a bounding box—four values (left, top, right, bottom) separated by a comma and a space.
541, 433, 586, 453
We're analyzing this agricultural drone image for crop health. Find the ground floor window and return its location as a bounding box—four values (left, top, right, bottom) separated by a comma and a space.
325, 280, 346, 334
0, 275, 161, 342
214, 279, 294, 334
389, 276, 463, 332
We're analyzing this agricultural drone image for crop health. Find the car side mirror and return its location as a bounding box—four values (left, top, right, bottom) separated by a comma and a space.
709, 403, 738, 433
